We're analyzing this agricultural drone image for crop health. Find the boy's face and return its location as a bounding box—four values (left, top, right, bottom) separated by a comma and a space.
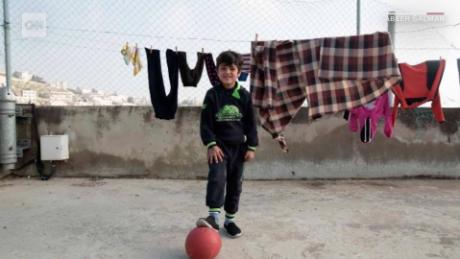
217, 64, 240, 88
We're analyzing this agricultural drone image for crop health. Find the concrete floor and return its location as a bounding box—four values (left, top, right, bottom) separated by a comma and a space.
0, 178, 459, 259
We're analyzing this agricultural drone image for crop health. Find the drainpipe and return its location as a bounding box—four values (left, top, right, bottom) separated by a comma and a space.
0, 0, 17, 172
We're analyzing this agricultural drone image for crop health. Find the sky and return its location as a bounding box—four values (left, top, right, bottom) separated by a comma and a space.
2, 0, 460, 106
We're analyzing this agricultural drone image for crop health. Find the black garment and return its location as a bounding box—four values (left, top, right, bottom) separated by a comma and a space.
145, 48, 179, 120
177, 51, 204, 87
200, 83, 258, 148
360, 117, 372, 143
203, 53, 220, 87
206, 142, 246, 214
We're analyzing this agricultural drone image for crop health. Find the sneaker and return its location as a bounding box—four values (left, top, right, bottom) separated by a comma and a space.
196, 216, 219, 231
224, 222, 242, 238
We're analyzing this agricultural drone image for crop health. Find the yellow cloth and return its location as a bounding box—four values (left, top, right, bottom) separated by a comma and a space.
120, 42, 132, 65
131, 46, 143, 76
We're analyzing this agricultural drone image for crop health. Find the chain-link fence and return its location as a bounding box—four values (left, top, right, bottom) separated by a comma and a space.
1, 0, 459, 106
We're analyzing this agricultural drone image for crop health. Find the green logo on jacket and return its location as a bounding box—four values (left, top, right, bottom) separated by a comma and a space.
216, 105, 242, 122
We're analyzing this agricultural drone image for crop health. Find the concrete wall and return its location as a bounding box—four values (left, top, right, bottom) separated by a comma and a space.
16, 106, 460, 179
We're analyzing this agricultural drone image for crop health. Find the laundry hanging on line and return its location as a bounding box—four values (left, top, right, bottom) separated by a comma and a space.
145, 48, 179, 120
391, 59, 446, 125
120, 42, 143, 76
203, 53, 220, 87
241, 53, 251, 73
120, 42, 132, 65
144, 48, 250, 120
238, 53, 251, 82
347, 91, 393, 143
250, 31, 401, 151
177, 51, 205, 87
131, 45, 143, 76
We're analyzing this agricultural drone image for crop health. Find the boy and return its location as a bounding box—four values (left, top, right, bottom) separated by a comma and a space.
196, 50, 258, 238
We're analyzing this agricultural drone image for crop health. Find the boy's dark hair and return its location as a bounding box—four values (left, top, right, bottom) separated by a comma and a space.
216, 50, 243, 72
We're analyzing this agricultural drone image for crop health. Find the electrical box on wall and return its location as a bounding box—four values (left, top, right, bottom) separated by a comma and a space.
40, 135, 69, 161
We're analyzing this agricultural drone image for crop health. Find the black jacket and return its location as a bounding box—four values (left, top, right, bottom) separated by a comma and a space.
200, 83, 258, 150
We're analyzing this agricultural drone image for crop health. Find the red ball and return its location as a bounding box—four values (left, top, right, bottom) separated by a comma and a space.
185, 227, 222, 259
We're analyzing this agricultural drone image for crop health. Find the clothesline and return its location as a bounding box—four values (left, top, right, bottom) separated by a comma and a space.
121, 32, 452, 153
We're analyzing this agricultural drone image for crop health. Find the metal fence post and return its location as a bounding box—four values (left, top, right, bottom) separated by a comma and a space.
356, 0, 360, 35
2, 0, 11, 91
388, 11, 396, 47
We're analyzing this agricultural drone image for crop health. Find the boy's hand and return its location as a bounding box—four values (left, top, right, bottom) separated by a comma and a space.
244, 150, 255, 161
208, 146, 224, 164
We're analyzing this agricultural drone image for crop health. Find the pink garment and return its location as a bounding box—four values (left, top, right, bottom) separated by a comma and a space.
348, 92, 393, 140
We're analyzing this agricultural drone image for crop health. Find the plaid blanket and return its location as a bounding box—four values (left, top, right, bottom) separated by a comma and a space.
250, 32, 401, 148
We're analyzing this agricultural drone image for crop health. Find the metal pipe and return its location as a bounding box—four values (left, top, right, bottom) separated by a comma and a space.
356, 0, 360, 35
0, 0, 16, 172
0, 87, 16, 171
388, 11, 396, 47
2, 0, 11, 91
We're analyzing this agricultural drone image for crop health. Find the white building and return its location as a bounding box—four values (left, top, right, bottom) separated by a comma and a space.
12, 71, 34, 82
51, 81, 69, 90
73, 101, 93, 106
90, 96, 112, 106
133, 97, 150, 106
91, 88, 105, 95
49, 91, 74, 104
49, 100, 68, 106
22, 90, 37, 98
109, 95, 128, 105
15, 90, 37, 104
75, 87, 92, 95
20, 90, 37, 103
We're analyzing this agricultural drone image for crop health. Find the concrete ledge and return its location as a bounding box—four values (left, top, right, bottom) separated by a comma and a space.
11, 106, 460, 179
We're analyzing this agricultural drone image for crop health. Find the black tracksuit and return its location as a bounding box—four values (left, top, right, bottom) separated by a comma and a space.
145, 48, 179, 120
200, 82, 258, 214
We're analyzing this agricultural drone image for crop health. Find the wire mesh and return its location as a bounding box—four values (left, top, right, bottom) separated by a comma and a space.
0, 0, 458, 106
